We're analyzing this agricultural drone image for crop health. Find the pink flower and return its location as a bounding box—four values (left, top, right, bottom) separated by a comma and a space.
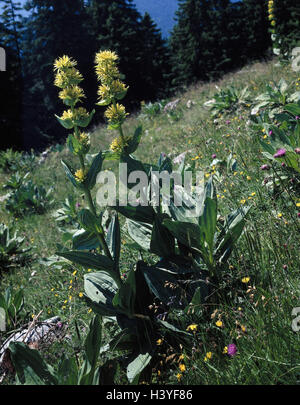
295, 148, 300, 154
212, 153, 217, 159
260, 164, 270, 170
227, 343, 237, 357
274, 148, 286, 158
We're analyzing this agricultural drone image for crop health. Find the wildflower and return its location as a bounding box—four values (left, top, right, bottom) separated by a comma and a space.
240, 199, 246, 205
277, 213, 282, 218
186, 323, 198, 332
156, 338, 163, 346
79, 292, 83, 298
74, 168, 86, 183
212, 153, 216, 159
104, 103, 128, 127
223, 346, 228, 354
247, 176, 251, 181
215, 320, 223, 327
59, 85, 85, 106
110, 135, 131, 153
260, 164, 270, 170
295, 148, 300, 154
54, 68, 83, 88
179, 364, 186, 372
176, 373, 183, 382
204, 352, 212, 362
227, 343, 237, 357
241, 277, 250, 283
241, 325, 246, 333
178, 354, 185, 361
296, 203, 300, 208
283, 264, 288, 270
95, 50, 120, 83
274, 148, 286, 158
54, 55, 77, 72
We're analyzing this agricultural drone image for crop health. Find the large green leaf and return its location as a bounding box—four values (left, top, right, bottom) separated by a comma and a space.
84, 272, 119, 316
78, 209, 103, 234
57, 250, 115, 277
150, 214, 175, 257
162, 219, 202, 253
115, 204, 155, 224
198, 197, 217, 263
85, 152, 103, 190
215, 207, 250, 264
126, 219, 152, 251
284, 103, 300, 116
125, 126, 143, 154
9, 342, 58, 385
106, 214, 121, 265
127, 352, 152, 384
112, 267, 136, 317
72, 229, 100, 251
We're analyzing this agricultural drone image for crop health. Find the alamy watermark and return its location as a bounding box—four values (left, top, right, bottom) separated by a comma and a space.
0, 308, 5, 332
95, 164, 205, 218
0, 47, 6, 71
291, 47, 300, 72
292, 307, 300, 332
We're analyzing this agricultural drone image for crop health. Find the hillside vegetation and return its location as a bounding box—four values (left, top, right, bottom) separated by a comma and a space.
0, 57, 299, 385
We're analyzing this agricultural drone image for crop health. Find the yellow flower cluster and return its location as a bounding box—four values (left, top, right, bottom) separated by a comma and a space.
54, 55, 88, 120
110, 134, 131, 153
60, 107, 89, 123
79, 131, 90, 148
95, 50, 129, 127
105, 103, 129, 127
74, 168, 86, 183
268, 0, 276, 27
59, 85, 85, 105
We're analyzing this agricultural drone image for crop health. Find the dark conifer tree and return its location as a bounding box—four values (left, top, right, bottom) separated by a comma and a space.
0, 0, 23, 150
86, 0, 171, 108
21, 0, 90, 149
273, 0, 300, 54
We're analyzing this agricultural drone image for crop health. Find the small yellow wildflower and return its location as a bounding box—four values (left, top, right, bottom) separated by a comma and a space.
240, 199, 246, 205
74, 168, 86, 183
186, 323, 198, 332
179, 363, 186, 372
277, 213, 283, 218
241, 277, 250, 283
110, 135, 131, 153
59, 85, 85, 105
156, 338, 163, 346
79, 292, 83, 298
54, 68, 83, 88
223, 346, 228, 354
54, 55, 77, 71
215, 320, 223, 328
176, 373, 183, 382
104, 103, 128, 126
206, 352, 212, 359
72, 270, 77, 276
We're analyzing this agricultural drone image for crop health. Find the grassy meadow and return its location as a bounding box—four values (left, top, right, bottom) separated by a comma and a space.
0, 57, 299, 385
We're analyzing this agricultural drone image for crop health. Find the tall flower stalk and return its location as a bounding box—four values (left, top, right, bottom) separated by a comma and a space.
94, 50, 130, 152
53, 55, 112, 261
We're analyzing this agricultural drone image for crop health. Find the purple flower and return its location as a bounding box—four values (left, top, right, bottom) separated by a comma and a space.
281, 162, 286, 167
295, 148, 300, 154
227, 343, 237, 357
273, 148, 286, 158
260, 164, 270, 171
76, 202, 81, 208
269, 130, 273, 136
226, 120, 231, 125
212, 153, 217, 159
296, 116, 299, 120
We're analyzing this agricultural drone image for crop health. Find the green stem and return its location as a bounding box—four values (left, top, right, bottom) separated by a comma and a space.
76, 131, 113, 260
